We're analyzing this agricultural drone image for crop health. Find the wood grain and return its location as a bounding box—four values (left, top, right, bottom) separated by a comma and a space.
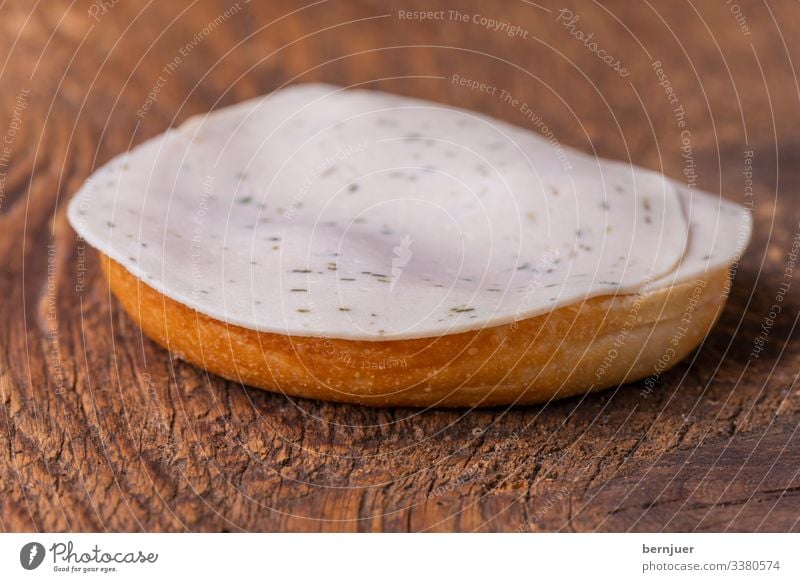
1, 0, 798, 532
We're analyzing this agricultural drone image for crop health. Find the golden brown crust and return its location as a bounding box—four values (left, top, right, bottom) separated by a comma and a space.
100, 254, 729, 407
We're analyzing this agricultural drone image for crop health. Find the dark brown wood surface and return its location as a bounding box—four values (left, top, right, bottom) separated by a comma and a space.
1, 0, 798, 532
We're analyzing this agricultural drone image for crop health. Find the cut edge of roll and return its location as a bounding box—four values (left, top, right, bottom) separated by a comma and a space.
100, 252, 731, 408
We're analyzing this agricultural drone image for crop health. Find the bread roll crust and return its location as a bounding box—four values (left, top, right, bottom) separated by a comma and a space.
101, 254, 729, 407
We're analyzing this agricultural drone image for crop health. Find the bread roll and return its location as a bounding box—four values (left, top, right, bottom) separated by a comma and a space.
69, 84, 751, 407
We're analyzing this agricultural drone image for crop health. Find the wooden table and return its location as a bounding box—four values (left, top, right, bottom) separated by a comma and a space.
1, 0, 798, 532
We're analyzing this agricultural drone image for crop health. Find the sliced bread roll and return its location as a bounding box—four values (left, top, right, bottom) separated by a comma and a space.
68, 84, 751, 407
